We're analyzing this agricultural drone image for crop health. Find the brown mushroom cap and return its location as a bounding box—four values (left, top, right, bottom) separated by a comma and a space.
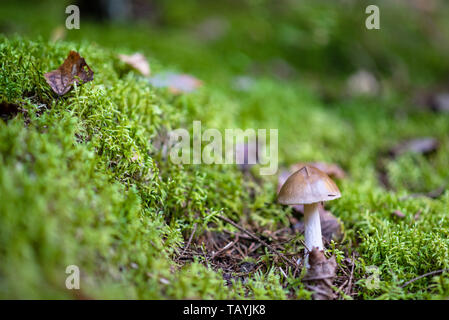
278, 166, 341, 205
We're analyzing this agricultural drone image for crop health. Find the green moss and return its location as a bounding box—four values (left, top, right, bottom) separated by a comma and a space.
1, 0, 449, 299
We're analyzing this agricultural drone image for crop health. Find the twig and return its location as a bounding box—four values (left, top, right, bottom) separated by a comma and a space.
217, 215, 296, 268
211, 234, 239, 259
179, 223, 197, 259
399, 185, 446, 201
345, 253, 355, 295
400, 269, 449, 288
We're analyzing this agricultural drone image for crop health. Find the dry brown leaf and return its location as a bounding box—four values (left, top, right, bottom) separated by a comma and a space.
118, 53, 151, 77
148, 72, 202, 94
392, 210, 406, 219
50, 25, 66, 42
389, 137, 439, 157
44, 51, 94, 96
303, 248, 337, 300
290, 162, 346, 180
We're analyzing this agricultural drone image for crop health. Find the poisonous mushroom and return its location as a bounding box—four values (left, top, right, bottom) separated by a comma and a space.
278, 166, 341, 263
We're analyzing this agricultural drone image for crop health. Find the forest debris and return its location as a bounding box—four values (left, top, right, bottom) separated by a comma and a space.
290, 162, 346, 180
392, 210, 406, 219
377, 137, 439, 189
50, 25, 66, 42
346, 70, 379, 96
44, 51, 94, 96
148, 72, 202, 93
400, 268, 449, 288
389, 137, 439, 157
194, 17, 229, 42
216, 215, 297, 268
118, 53, 151, 76
231, 76, 255, 92
399, 185, 446, 200
429, 93, 449, 113
303, 248, 337, 300
414, 210, 422, 220
179, 223, 198, 260
235, 137, 261, 172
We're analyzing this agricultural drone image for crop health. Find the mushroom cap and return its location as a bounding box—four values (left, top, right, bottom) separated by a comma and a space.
278, 166, 341, 205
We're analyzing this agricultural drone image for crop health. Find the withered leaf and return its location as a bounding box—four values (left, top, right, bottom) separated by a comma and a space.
118, 53, 151, 77
429, 93, 449, 113
389, 137, 439, 157
290, 162, 346, 180
346, 69, 379, 96
392, 210, 406, 219
44, 51, 94, 96
148, 72, 202, 94
235, 137, 261, 172
50, 25, 66, 42
303, 248, 337, 300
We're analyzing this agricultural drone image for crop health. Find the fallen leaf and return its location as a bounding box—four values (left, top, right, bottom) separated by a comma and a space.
118, 53, 151, 77
148, 72, 202, 94
399, 185, 446, 200
194, 17, 229, 42
410, 0, 437, 12
231, 76, 255, 92
235, 137, 261, 172
50, 25, 66, 42
290, 162, 346, 180
428, 93, 449, 113
392, 210, 406, 219
44, 51, 94, 96
346, 69, 379, 96
414, 210, 422, 221
389, 137, 439, 157
302, 248, 337, 300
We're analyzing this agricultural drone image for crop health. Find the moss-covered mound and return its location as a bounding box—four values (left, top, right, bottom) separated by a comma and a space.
1, 0, 449, 299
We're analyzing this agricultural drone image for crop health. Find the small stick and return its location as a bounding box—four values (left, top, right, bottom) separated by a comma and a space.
217, 215, 296, 268
400, 269, 449, 288
345, 253, 355, 295
212, 235, 239, 259
179, 223, 197, 258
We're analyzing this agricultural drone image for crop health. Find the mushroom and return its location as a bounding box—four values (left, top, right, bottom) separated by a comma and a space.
277, 166, 341, 265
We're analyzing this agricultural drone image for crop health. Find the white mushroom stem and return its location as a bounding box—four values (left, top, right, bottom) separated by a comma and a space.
303, 202, 323, 267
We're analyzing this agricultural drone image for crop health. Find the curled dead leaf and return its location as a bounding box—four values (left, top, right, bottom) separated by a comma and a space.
50, 25, 66, 42
148, 72, 202, 94
389, 137, 439, 157
118, 53, 151, 77
303, 248, 337, 300
392, 210, 406, 219
44, 51, 94, 96
290, 162, 346, 180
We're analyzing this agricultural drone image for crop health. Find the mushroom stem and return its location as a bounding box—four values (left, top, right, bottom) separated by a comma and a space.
303, 202, 323, 266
